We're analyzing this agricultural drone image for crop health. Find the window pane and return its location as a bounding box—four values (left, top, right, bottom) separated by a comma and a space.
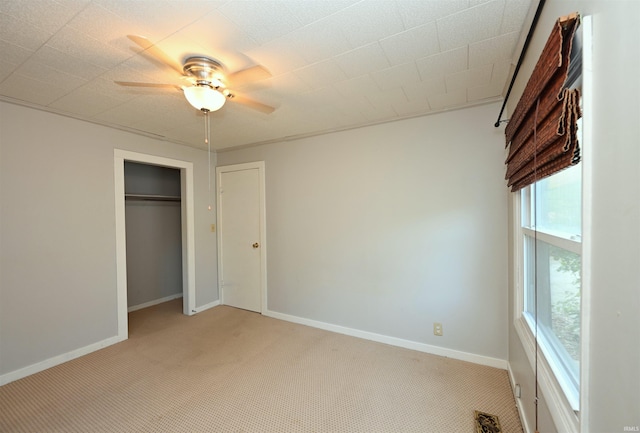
547, 243, 581, 367
534, 164, 581, 238
524, 236, 581, 384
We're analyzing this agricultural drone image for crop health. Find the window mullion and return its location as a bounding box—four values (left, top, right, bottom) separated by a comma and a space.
522, 227, 581, 254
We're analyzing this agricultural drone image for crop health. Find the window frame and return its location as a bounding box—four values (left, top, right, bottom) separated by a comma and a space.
513, 188, 581, 433
521, 173, 582, 397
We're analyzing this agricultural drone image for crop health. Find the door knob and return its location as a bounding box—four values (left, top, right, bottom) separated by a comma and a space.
252, 242, 260, 248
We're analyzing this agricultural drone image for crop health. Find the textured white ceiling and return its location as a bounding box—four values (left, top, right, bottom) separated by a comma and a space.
0, 0, 534, 151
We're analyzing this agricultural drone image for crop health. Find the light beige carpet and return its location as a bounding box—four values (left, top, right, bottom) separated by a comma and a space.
0, 300, 523, 432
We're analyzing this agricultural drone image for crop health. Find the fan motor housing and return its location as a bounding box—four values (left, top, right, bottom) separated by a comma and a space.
183, 56, 224, 86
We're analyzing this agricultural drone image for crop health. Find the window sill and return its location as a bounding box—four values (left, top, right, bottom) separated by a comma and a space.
514, 315, 580, 433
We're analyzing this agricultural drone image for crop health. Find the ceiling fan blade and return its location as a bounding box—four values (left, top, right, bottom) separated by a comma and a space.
127, 35, 184, 76
227, 92, 276, 114
226, 65, 271, 87
115, 81, 181, 91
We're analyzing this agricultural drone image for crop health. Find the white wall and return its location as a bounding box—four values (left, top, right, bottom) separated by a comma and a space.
507, 2, 640, 432
0, 102, 218, 379
218, 102, 509, 362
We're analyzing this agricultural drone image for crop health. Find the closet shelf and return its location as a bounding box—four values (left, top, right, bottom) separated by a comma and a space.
125, 194, 181, 202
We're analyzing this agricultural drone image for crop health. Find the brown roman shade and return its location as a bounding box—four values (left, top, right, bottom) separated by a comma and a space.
505, 13, 581, 191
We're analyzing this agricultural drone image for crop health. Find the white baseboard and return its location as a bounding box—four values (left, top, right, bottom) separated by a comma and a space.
0, 334, 126, 386
2, 304, 504, 387
1, 299, 220, 386
508, 364, 532, 433
128, 293, 183, 312
192, 300, 220, 313
263, 309, 508, 370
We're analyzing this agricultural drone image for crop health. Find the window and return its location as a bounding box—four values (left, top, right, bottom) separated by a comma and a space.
520, 163, 581, 407
507, 13, 588, 432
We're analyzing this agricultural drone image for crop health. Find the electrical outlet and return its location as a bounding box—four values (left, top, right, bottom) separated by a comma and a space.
433, 322, 443, 336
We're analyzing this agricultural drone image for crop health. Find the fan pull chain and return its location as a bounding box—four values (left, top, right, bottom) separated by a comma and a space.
203, 109, 212, 211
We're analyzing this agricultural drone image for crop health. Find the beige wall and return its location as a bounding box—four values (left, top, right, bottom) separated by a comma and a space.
0, 102, 219, 379
218, 102, 510, 362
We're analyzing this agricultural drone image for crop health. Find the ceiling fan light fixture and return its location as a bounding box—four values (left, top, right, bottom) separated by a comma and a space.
209, 78, 223, 88
183, 85, 226, 112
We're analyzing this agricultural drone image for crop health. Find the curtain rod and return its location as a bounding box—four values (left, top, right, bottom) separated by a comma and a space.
494, 0, 546, 128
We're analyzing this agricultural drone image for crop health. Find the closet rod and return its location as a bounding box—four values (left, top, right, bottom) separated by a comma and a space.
125, 194, 181, 202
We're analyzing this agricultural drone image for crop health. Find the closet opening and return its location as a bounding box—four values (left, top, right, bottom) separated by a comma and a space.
124, 161, 183, 317
114, 149, 196, 341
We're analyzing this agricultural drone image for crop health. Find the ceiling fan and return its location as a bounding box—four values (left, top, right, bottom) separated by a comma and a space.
115, 35, 275, 114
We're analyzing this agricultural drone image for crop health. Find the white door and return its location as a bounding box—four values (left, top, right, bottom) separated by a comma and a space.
217, 162, 265, 312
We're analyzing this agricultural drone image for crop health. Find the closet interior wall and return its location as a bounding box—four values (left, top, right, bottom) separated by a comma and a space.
124, 161, 183, 311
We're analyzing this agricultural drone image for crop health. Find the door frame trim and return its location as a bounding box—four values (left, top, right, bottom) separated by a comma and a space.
216, 161, 267, 313
114, 149, 196, 341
